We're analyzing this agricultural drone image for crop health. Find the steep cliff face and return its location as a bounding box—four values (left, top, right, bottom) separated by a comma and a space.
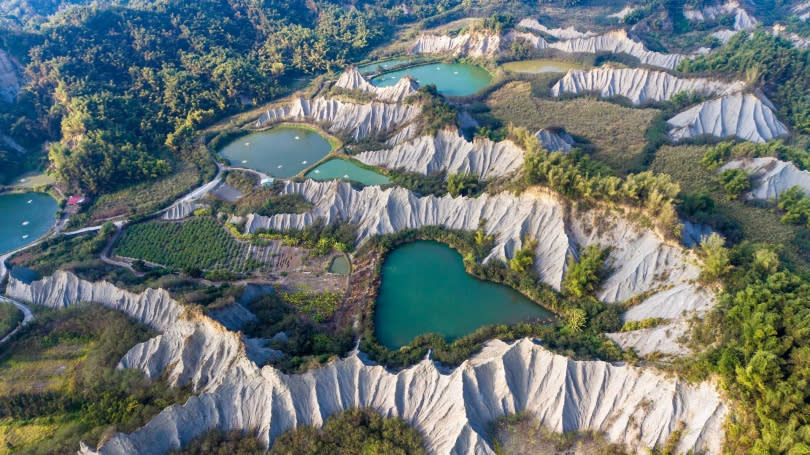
547, 30, 686, 70
0, 48, 21, 103
354, 130, 525, 179
410, 32, 503, 57
534, 129, 574, 153
334, 67, 419, 102
517, 18, 596, 39
162, 201, 204, 220
667, 93, 789, 143
80, 338, 726, 455
683, 0, 758, 30
720, 157, 810, 199
551, 67, 744, 105
255, 97, 420, 145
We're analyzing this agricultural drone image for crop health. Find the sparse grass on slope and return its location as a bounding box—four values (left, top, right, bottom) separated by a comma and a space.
0, 302, 22, 341
486, 82, 658, 174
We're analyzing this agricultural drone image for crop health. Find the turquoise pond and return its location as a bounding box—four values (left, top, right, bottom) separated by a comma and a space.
305, 159, 390, 186
374, 241, 553, 349
0, 193, 58, 255
370, 62, 492, 96
218, 126, 332, 178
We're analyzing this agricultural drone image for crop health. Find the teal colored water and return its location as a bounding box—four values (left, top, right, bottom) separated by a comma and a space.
371, 63, 492, 96
328, 255, 351, 275
0, 193, 58, 254
374, 241, 553, 349
305, 159, 391, 186
358, 58, 413, 74
219, 126, 332, 178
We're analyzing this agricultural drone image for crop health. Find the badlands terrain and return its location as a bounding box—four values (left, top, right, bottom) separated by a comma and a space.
1, 0, 810, 454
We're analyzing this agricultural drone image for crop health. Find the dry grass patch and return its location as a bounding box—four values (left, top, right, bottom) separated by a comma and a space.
487, 82, 658, 173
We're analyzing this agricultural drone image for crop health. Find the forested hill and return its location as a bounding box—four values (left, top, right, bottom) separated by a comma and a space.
0, 0, 460, 190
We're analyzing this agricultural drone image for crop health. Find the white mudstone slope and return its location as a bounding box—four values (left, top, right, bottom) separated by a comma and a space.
551, 66, 745, 105
667, 93, 789, 143
534, 128, 575, 153
517, 18, 597, 40
334, 66, 419, 102
354, 129, 525, 179
244, 180, 713, 355
683, 0, 758, 30
5, 272, 726, 455
410, 32, 504, 57
0, 48, 21, 103
255, 97, 420, 145
720, 157, 810, 200
547, 30, 686, 70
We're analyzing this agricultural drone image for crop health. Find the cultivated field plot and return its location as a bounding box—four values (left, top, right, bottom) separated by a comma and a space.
115, 217, 267, 273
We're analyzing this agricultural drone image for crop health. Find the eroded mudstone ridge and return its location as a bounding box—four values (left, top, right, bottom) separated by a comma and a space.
667, 93, 789, 143
551, 66, 745, 105
721, 157, 810, 199
255, 97, 420, 144
0, 48, 21, 103
354, 129, 525, 179
334, 66, 419, 102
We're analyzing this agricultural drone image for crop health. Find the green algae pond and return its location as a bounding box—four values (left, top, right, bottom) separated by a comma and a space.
0, 192, 58, 255
219, 126, 332, 178
374, 241, 553, 349
305, 159, 391, 186
370, 62, 492, 96
328, 255, 351, 275
501, 59, 583, 74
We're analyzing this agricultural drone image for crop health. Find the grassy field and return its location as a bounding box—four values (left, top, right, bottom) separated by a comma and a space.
115, 217, 262, 273
486, 82, 658, 174
0, 302, 22, 341
651, 144, 807, 269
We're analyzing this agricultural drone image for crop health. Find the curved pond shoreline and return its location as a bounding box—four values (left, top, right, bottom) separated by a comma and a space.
374, 241, 553, 349
370, 62, 492, 96
0, 192, 59, 255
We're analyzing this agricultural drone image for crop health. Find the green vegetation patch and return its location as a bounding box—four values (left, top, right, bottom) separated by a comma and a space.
0, 302, 23, 341
0, 304, 189, 454
116, 217, 258, 272
486, 82, 658, 174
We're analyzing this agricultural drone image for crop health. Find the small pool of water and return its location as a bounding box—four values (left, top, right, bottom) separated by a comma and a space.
0, 193, 58, 255
358, 58, 413, 74
501, 59, 583, 74
371, 63, 492, 96
218, 126, 332, 178
374, 241, 553, 349
328, 255, 351, 275
305, 159, 391, 186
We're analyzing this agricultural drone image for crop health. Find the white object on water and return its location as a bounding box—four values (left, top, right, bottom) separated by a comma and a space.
295, 136, 300, 140
314, 170, 320, 174
27, 200, 32, 204
344, 174, 350, 179
21, 235, 28, 239
244, 142, 250, 146
277, 165, 283, 168
19, 178, 26, 183
21, 221, 29, 226
301, 161, 307, 165
241, 160, 248, 164
454, 71, 459, 74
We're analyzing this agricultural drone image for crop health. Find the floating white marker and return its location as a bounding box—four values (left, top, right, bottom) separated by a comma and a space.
19, 178, 26, 183
27, 200, 32, 204
21, 235, 28, 239
241, 160, 248, 164
314, 170, 320, 174
454, 71, 458, 74
277, 165, 283, 168
436, 67, 441, 70
301, 160, 307, 165
21, 221, 29, 226
245, 142, 250, 146
343, 174, 350, 179
294, 136, 300, 140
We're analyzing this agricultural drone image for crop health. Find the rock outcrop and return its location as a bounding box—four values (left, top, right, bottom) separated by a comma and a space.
551, 67, 744, 105
794, 1, 810, 20
410, 32, 503, 57
517, 18, 597, 39
547, 30, 686, 70
162, 201, 204, 220
720, 157, 810, 199
80, 337, 726, 455
354, 130, 525, 179
534, 128, 574, 153
0, 48, 21, 103
255, 97, 420, 145
683, 0, 757, 30
667, 93, 789, 143
334, 66, 419, 102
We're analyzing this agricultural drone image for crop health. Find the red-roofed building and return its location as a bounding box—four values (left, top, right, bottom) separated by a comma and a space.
67, 195, 87, 206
